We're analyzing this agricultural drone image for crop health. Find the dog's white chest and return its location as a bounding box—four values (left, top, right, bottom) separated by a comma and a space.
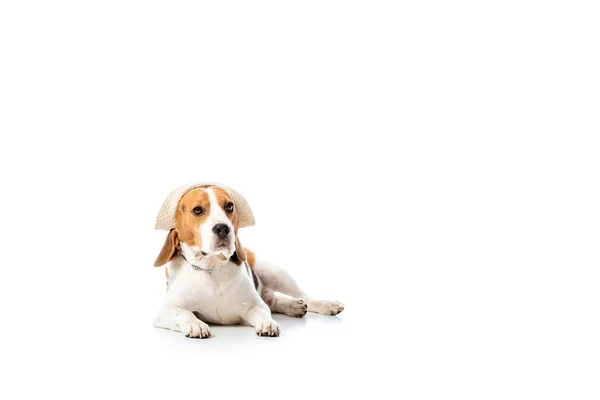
166, 260, 258, 325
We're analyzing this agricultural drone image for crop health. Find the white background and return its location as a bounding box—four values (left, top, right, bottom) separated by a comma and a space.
1, 1, 599, 399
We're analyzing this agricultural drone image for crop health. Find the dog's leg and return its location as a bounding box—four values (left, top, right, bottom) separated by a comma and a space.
253, 260, 345, 316
242, 303, 281, 337
153, 305, 211, 338
261, 289, 308, 317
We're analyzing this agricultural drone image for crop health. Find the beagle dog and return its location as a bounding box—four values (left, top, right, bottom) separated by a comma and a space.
153, 184, 344, 338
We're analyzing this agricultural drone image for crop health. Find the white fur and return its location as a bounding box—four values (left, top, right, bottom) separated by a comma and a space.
153, 187, 344, 338
154, 256, 276, 336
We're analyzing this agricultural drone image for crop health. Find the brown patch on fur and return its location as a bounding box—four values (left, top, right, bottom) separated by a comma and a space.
154, 229, 179, 267
175, 188, 212, 248
245, 248, 256, 267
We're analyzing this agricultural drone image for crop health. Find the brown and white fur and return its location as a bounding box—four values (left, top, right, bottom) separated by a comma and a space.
153, 185, 344, 338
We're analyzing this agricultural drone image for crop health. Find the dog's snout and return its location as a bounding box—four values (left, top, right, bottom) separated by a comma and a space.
212, 223, 230, 239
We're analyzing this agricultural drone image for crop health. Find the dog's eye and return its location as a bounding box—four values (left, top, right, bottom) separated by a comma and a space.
192, 206, 204, 216
224, 202, 234, 213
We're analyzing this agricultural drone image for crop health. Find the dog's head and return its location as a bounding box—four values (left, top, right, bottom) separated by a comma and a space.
154, 185, 247, 268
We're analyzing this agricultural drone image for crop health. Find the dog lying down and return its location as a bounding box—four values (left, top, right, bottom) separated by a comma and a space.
153, 182, 344, 338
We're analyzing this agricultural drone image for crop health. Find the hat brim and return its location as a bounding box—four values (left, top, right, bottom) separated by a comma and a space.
155, 182, 255, 231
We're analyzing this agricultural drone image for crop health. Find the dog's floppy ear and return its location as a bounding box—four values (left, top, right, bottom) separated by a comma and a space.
154, 229, 179, 267
235, 234, 247, 263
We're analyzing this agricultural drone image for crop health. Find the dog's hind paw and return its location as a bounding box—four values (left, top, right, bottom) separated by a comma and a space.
308, 300, 345, 315
285, 299, 308, 317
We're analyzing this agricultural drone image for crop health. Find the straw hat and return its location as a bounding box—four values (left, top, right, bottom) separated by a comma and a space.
155, 182, 255, 231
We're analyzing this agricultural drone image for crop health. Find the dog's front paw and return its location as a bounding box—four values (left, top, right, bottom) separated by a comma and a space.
179, 319, 211, 338
255, 319, 281, 337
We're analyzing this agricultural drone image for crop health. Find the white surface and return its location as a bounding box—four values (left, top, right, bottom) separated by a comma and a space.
1, 1, 599, 399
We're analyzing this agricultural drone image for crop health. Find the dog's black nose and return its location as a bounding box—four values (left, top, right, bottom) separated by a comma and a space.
212, 224, 230, 239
